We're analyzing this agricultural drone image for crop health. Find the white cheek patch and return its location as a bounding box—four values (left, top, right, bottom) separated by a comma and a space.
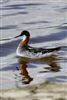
20, 35, 26, 41
23, 35, 26, 41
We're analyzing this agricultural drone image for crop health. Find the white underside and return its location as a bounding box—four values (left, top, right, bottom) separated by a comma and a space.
16, 47, 54, 59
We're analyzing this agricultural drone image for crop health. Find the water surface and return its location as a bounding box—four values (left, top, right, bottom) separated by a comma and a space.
0, 0, 67, 90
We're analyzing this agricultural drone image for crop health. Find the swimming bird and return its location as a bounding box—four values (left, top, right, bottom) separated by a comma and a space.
16, 30, 61, 58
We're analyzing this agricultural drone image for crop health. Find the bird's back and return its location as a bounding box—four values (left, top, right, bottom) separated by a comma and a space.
16, 45, 61, 58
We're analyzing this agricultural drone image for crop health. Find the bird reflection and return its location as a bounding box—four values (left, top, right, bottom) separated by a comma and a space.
17, 54, 60, 84
48, 62, 60, 72
18, 60, 33, 84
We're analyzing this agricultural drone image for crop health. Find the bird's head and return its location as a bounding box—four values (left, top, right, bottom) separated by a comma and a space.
15, 30, 30, 38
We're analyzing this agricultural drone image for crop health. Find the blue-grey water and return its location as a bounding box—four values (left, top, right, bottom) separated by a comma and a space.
0, 0, 67, 90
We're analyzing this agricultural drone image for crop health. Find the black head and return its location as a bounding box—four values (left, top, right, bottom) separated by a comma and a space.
20, 30, 30, 37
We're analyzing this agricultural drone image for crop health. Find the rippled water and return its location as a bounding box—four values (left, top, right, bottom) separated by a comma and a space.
0, 0, 67, 90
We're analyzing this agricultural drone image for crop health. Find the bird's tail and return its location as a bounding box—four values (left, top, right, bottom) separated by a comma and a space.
50, 46, 67, 52
46, 47, 61, 53
52, 47, 61, 51
42, 46, 67, 54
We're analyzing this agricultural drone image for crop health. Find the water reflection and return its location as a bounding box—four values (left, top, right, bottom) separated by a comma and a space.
18, 61, 33, 84
17, 54, 60, 85
44, 62, 60, 72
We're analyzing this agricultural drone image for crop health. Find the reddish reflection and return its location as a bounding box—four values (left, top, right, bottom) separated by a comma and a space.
17, 54, 60, 84
18, 59, 33, 84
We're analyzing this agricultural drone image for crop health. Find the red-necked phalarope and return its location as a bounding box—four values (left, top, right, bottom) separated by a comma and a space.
16, 30, 61, 58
